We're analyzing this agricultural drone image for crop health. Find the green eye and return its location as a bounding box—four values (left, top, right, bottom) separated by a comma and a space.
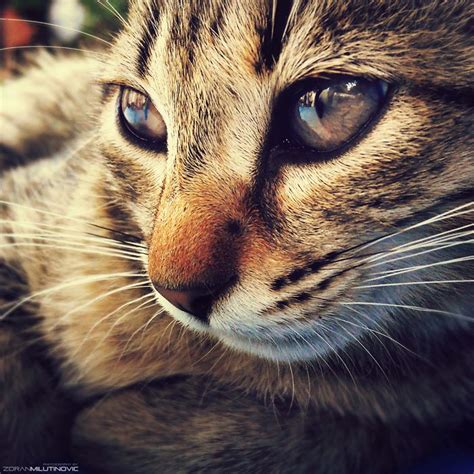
291, 78, 389, 152
119, 87, 167, 143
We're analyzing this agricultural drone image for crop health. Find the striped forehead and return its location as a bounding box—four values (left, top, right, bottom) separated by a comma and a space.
129, 0, 459, 80
133, 0, 294, 79
123, 0, 286, 180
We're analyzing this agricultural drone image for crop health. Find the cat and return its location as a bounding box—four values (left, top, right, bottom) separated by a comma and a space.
0, 0, 472, 472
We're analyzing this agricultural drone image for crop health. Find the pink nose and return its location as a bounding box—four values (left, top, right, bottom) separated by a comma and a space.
154, 283, 227, 323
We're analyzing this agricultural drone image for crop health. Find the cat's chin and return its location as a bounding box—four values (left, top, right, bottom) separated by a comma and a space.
152, 290, 339, 362
216, 331, 337, 363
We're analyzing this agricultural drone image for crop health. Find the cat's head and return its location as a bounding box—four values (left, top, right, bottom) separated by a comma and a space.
97, 0, 473, 363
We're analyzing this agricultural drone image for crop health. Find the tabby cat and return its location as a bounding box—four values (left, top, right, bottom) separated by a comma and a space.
0, 0, 472, 472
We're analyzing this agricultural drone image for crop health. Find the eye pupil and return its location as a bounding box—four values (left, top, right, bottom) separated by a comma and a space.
290, 77, 389, 154
315, 92, 325, 119
119, 87, 167, 146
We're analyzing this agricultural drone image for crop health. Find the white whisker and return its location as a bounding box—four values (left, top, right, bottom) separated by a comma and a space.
332, 310, 423, 360
0, 232, 145, 256
369, 255, 474, 280
118, 307, 166, 360
365, 237, 473, 270
98, 0, 128, 26
354, 202, 473, 256
83, 301, 160, 368
0, 272, 146, 320
331, 319, 390, 382
364, 226, 473, 265
386, 223, 473, 254
76, 293, 158, 363
356, 280, 474, 289
0, 45, 107, 57
0, 242, 144, 261
0, 200, 143, 245
296, 319, 357, 385
287, 361, 296, 410
341, 301, 472, 322
0, 17, 112, 46
58, 281, 150, 322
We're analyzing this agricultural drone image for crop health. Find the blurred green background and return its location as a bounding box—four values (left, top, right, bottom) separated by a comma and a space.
2, 0, 128, 47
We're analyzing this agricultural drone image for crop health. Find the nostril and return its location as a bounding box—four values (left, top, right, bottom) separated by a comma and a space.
188, 293, 215, 323
153, 276, 236, 324
154, 286, 197, 316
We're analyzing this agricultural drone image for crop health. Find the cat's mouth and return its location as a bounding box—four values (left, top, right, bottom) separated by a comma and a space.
152, 287, 344, 363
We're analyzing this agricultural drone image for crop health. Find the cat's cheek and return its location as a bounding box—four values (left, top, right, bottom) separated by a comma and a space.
94, 99, 168, 239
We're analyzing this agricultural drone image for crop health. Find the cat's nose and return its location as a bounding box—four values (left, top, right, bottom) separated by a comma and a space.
153, 280, 232, 323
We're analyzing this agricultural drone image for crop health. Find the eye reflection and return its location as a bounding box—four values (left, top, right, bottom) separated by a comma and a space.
119, 88, 167, 143
291, 78, 389, 153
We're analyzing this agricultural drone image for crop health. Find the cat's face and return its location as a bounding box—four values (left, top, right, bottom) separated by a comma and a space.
97, 0, 473, 362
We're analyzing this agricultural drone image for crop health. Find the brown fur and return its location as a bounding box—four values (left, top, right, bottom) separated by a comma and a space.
0, 0, 473, 471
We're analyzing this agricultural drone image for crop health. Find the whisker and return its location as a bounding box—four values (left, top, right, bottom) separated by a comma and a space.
341, 301, 472, 322
9, 283, 153, 362
353, 202, 473, 257
304, 204, 474, 280
41, 279, 151, 359
0, 242, 144, 261
83, 299, 159, 367
365, 237, 473, 270
331, 320, 390, 383
0, 45, 107, 58
291, 319, 357, 385
0, 271, 146, 320
57, 281, 150, 322
287, 361, 296, 411
271, 205, 472, 296
0, 233, 145, 256
0, 200, 142, 243
118, 308, 166, 361
97, 0, 128, 26
74, 292, 155, 347
364, 226, 473, 265
311, 326, 358, 385
121, 308, 166, 355
383, 223, 473, 254
332, 310, 425, 361
75, 294, 158, 363
138, 307, 167, 342
190, 339, 222, 368
0, 17, 112, 46
369, 255, 474, 280
205, 342, 231, 376
356, 279, 474, 289
0, 218, 146, 249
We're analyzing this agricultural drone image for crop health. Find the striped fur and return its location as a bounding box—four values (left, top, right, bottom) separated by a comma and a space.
0, 0, 473, 471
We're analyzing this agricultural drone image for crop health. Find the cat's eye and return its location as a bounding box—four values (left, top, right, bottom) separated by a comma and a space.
119, 87, 166, 144
290, 78, 389, 153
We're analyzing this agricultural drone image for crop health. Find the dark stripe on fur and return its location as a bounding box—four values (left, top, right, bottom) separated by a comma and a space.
256, 0, 295, 73
271, 250, 347, 291
136, 3, 161, 78
210, 2, 227, 37
0, 144, 28, 173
